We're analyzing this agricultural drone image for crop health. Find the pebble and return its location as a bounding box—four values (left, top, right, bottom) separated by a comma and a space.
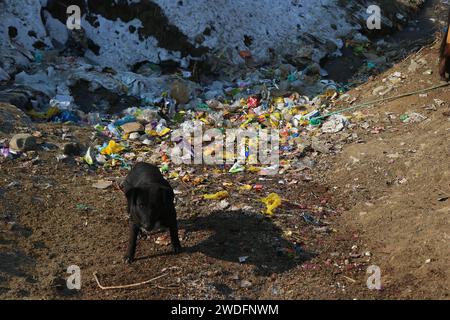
63, 142, 82, 156
128, 132, 141, 140
311, 138, 330, 154
92, 180, 113, 189
9, 134, 37, 152
121, 122, 144, 134
170, 80, 190, 104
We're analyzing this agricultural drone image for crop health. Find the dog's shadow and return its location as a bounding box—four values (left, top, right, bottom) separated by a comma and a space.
178, 210, 315, 275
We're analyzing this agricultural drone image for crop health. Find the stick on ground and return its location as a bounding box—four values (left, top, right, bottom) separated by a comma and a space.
93, 272, 168, 290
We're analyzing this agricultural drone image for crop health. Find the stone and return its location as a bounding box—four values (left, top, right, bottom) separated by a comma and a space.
373, 85, 393, 96
304, 63, 321, 76
311, 138, 330, 154
276, 64, 296, 78
170, 80, 190, 105
129, 132, 141, 140
10, 134, 37, 152
408, 60, 419, 73
121, 122, 144, 134
240, 280, 252, 288
372, 85, 386, 95
92, 180, 113, 190
63, 142, 82, 156
0, 103, 34, 134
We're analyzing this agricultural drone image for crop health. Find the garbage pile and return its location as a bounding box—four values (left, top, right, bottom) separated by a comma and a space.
64, 84, 354, 219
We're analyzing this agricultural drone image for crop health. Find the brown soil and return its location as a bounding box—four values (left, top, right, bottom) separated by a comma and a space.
1, 43, 449, 300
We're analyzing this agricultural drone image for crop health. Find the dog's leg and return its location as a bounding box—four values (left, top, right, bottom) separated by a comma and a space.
168, 209, 182, 253
124, 223, 139, 264
170, 226, 182, 254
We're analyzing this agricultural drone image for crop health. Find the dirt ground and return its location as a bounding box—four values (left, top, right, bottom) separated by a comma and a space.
1, 40, 450, 300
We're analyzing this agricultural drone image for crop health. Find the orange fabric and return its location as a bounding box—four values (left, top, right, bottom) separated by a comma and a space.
447, 28, 450, 44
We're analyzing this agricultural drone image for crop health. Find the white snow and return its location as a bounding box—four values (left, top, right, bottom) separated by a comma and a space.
0, 0, 398, 71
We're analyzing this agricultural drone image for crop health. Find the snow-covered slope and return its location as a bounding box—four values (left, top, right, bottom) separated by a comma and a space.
0, 0, 424, 71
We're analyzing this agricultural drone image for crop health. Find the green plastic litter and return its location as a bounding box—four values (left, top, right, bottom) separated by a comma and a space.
196, 103, 210, 111
400, 114, 409, 122
287, 73, 297, 82
76, 204, 90, 211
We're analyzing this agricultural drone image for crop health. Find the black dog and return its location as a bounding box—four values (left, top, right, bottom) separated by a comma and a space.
122, 162, 181, 263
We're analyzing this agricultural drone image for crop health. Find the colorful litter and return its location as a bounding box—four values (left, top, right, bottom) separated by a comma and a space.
100, 140, 125, 156
261, 193, 282, 216
203, 191, 230, 200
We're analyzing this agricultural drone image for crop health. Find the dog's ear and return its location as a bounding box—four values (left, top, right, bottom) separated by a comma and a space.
159, 185, 174, 208
125, 187, 136, 201
125, 188, 137, 215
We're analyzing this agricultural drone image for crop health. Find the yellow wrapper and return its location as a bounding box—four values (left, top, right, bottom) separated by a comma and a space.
101, 140, 125, 155
261, 193, 282, 215
203, 191, 229, 200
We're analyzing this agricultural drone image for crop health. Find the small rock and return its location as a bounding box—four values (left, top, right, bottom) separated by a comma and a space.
408, 60, 420, 73
92, 180, 113, 190
170, 80, 190, 104
275, 64, 296, 78
379, 86, 393, 96
121, 122, 144, 134
0, 103, 34, 134
434, 99, 446, 107
304, 63, 321, 76
373, 85, 393, 96
240, 280, 252, 288
63, 142, 82, 156
142, 139, 153, 145
10, 134, 37, 152
311, 138, 330, 154
129, 132, 141, 140
372, 86, 386, 95
56, 154, 69, 162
